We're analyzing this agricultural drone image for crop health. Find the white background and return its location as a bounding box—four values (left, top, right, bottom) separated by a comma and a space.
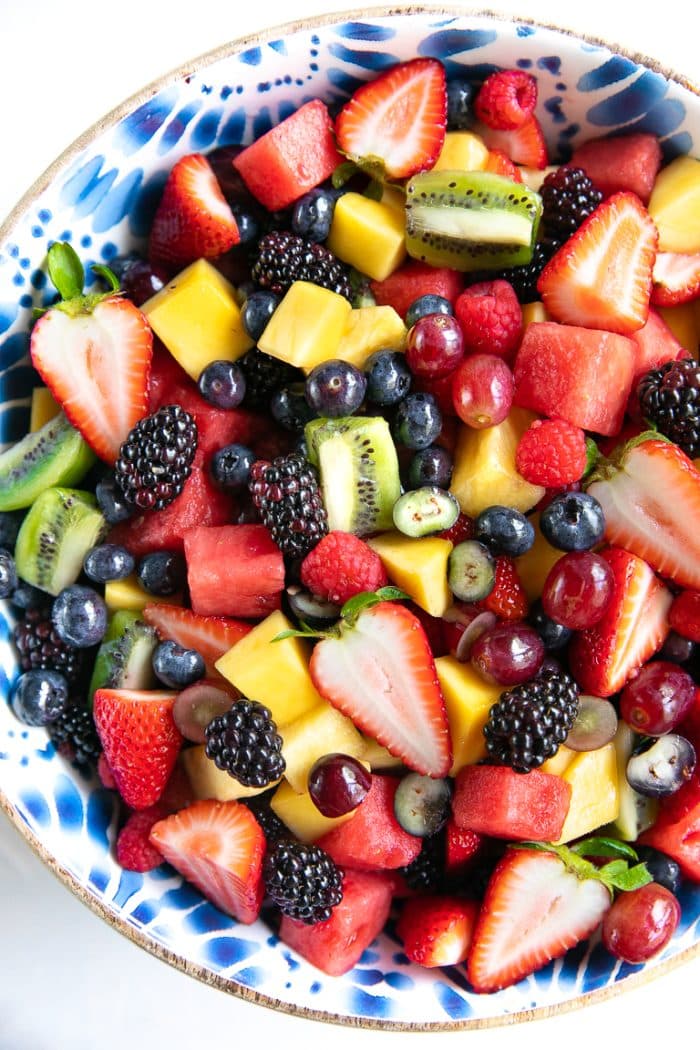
1, 1, 699, 1047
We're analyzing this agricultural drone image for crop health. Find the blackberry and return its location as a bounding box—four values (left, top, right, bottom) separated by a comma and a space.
243, 791, 289, 842
48, 702, 102, 767
540, 165, 603, 243
204, 699, 285, 788
249, 452, 328, 559
114, 404, 197, 511
263, 838, 343, 923
238, 348, 304, 411
13, 608, 85, 686
637, 358, 700, 458
251, 231, 353, 300
484, 238, 561, 305
483, 664, 580, 773
399, 831, 445, 892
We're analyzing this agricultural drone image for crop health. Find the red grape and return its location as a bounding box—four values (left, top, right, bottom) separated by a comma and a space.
405, 315, 464, 379
451, 353, 514, 428
470, 622, 544, 685
308, 753, 372, 817
620, 661, 696, 735
173, 680, 236, 743
602, 883, 680, 963
541, 550, 614, 629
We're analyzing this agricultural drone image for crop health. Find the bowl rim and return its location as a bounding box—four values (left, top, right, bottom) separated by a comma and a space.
2, 2, 700, 1030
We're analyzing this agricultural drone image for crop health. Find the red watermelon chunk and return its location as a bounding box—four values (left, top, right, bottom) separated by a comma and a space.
370, 261, 463, 320
513, 321, 637, 436
451, 765, 571, 841
184, 524, 284, 619
570, 132, 662, 205
279, 868, 394, 976
233, 100, 342, 212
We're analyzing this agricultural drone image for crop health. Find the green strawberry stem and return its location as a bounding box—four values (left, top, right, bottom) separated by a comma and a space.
37, 241, 122, 319
514, 837, 652, 896
585, 429, 670, 485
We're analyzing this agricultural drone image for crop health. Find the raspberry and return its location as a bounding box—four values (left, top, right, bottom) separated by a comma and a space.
454, 281, 523, 361
116, 806, 166, 872
474, 70, 538, 131
516, 419, 588, 487
476, 556, 529, 621
300, 531, 388, 606
669, 590, 700, 642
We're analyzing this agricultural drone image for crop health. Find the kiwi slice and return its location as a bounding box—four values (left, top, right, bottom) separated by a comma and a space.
304, 416, 401, 535
405, 170, 543, 272
14, 487, 108, 596
88, 610, 158, 707
0, 411, 95, 512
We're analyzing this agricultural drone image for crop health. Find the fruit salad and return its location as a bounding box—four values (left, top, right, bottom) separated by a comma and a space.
3, 56, 700, 992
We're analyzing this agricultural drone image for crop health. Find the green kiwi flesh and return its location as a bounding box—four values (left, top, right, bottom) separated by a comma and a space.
405, 170, 543, 271
0, 411, 96, 512
88, 610, 158, 707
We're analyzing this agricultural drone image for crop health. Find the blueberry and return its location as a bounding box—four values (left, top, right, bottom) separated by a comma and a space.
475, 505, 536, 557
0, 510, 24, 550
51, 585, 108, 648
270, 384, 316, 431
229, 205, 261, 244
10, 669, 69, 726
305, 359, 367, 418
153, 639, 205, 688
95, 476, 133, 525
291, 188, 337, 242
540, 492, 606, 551
364, 349, 412, 407
627, 734, 696, 797
0, 547, 18, 599
446, 78, 475, 130
405, 294, 453, 329
393, 773, 451, 837
197, 360, 246, 409
10, 579, 49, 612
661, 631, 695, 665
528, 599, 573, 650
636, 846, 683, 895
211, 443, 256, 488
392, 392, 442, 450
407, 446, 453, 489
107, 251, 143, 283
241, 291, 280, 341
83, 543, 135, 584
137, 551, 186, 596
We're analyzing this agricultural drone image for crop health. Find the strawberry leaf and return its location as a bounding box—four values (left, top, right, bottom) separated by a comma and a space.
570, 836, 639, 861
332, 160, 360, 188
339, 586, 409, 626
605, 862, 653, 892
48, 241, 84, 301
92, 263, 120, 293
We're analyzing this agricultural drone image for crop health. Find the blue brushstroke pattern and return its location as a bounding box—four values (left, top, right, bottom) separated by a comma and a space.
434, 981, 472, 1019
93, 170, 144, 234
327, 44, 398, 71
219, 107, 247, 145
54, 772, 85, 831
159, 101, 203, 153
114, 89, 179, 155
578, 56, 639, 91
0, 332, 29, 370
19, 788, 51, 828
586, 70, 670, 126
335, 22, 396, 40
191, 109, 223, 150
204, 936, 259, 967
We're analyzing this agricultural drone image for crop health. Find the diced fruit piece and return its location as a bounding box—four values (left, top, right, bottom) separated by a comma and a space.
628, 308, 686, 390
570, 133, 662, 204
359, 736, 405, 771
279, 868, 393, 976
473, 115, 548, 168
29, 386, 60, 432
149, 799, 265, 923
335, 58, 446, 181
117, 805, 166, 873
233, 100, 342, 211
334, 306, 407, 369
467, 848, 610, 992
513, 322, 637, 436
554, 744, 619, 844
540, 744, 576, 777
104, 575, 182, 614
587, 438, 700, 590
432, 130, 489, 172
216, 609, 323, 727
397, 895, 479, 967
367, 532, 452, 617
485, 149, 523, 181
93, 687, 181, 809
271, 779, 358, 842
0, 412, 95, 512
88, 610, 157, 705
405, 170, 542, 272
257, 281, 351, 369
522, 301, 549, 325
651, 251, 700, 306
184, 524, 284, 619
568, 547, 671, 697
370, 260, 463, 320
657, 301, 700, 353
280, 702, 366, 794
142, 259, 253, 380
316, 774, 422, 870
142, 604, 251, 679
327, 192, 406, 282
14, 487, 106, 596
609, 723, 659, 841
450, 408, 546, 516
452, 765, 571, 841
182, 744, 275, 802
639, 774, 700, 880
445, 818, 482, 876
648, 156, 700, 252
434, 655, 502, 774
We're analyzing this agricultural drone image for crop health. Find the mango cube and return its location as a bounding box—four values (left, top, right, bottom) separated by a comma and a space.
104, 575, 182, 614
515, 512, 565, 602
142, 259, 253, 379
30, 387, 60, 432
257, 281, 351, 369
333, 305, 407, 370
554, 743, 619, 845
368, 532, 453, 616
360, 735, 405, 771
380, 184, 406, 219
433, 131, 489, 173
215, 609, 323, 727
183, 745, 278, 802
648, 156, 700, 252
658, 302, 700, 355
280, 702, 367, 794
434, 656, 501, 774
271, 780, 357, 842
522, 302, 549, 326
540, 744, 576, 777
327, 192, 406, 281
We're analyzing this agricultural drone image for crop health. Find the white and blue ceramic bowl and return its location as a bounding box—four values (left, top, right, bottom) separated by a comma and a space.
1, 7, 700, 1030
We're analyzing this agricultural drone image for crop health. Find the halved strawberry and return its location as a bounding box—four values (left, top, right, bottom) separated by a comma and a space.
568, 546, 671, 697
149, 799, 265, 924
149, 153, 240, 272
335, 58, 446, 180
473, 115, 548, 169
587, 438, 700, 590
476, 556, 528, 621
484, 148, 523, 182
93, 688, 182, 809
142, 603, 252, 678
467, 848, 611, 993
537, 192, 658, 334
651, 251, 700, 306
309, 599, 452, 777
397, 895, 479, 967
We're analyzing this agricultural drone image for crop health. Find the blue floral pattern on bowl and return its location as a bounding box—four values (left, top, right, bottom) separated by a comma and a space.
2, 10, 700, 1028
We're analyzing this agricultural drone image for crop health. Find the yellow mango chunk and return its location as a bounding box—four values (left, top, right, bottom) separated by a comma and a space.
380, 184, 406, 219
554, 743, 619, 845
333, 305, 407, 369
433, 131, 489, 172
434, 656, 501, 774
327, 192, 406, 281
271, 780, 356, 842
360, 735, 405, 771
215, 609, 323, 727
368, 532, 453, 616
515, 512, 565, 602
522, 302, 549, 326
648, 156, 700, 252
540, 744, 576, 777
280, 702, 367, 794
142, 259, 253, 379
30, 387, 60, 432
104, 575, 182, 614
183, 745, 278, 801
518, 164, 558, 191
450, 408, 545, 517
257, 281, 351, 369
657, 302, 700, 356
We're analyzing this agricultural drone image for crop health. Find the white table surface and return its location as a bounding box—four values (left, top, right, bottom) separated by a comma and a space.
1, 1, 699, 1046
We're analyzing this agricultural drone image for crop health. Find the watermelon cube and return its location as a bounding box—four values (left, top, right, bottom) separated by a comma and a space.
513, 321, 637, 436
184, 524, 285, 620
452, 765, 571, 841
570, 133, 662, 205
233, 100, 342, 211
370, 261, 464, 321
279, 868, 393, 976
